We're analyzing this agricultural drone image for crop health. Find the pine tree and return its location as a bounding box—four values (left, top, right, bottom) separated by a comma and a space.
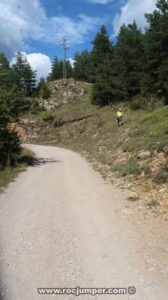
90, 25, 113, 83
112, 22, 145, 99
0, 88, 23, 167
90, 25, 114, 105
143, 0, 168, 98
0, 53, 13, 90
73, 50, 90, 81
91, 57, 114, 106
66, 60, 73, 78
12, 52, 36, 95
48, 57, 73, 81
48, 56, 61, 81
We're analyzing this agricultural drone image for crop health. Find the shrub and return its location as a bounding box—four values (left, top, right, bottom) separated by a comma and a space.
77, 126, 86, 134
156, 142, 167, 153
154, 166, 168, 184
144, 166, 152, 177
147, 199, 160, 209
130, 94, 164, 111
53, 118, 64, 127
40, 110, 53, 121
118, 157, 141, 177
97, 120, 104, 128
41, 85, 51, 99
31, 99, 41, 114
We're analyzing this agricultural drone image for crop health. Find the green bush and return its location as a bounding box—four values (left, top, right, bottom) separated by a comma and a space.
40, 110, 53, 121
76, 126, 86, 134
53, 118, 64, 127
118, 157, 142, 177
156, 142, 167, 153
144, 166, 152, 177
41, 85, 51, 99
31, 99, 41, 114
154, 165, 168, 184
147, 198, 160, 209
130, 94, 164, 111
97, 120, 104, 128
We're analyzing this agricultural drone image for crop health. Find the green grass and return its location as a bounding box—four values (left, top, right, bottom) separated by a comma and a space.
0, 148, 35, 192
154, 163, 168, 184
118, 158, 142, 177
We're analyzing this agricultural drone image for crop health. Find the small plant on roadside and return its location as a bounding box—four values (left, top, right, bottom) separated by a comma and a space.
147, 198, 160, 209
40, 110, 53, 121
154, 164, 168, 184
118, 157, 142, 177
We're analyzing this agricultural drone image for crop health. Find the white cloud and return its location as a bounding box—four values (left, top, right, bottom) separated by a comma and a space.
113, 0, 157, 35
25, 53, 52, 81
0, 0, 45, 57
68, 58, 75, 68
11, 52, 52, 81
43, 14, 101, 45
0, 0, 100, 58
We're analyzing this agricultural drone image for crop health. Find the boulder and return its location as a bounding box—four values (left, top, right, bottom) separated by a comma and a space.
137, 150, 151, 160
128, 192, 139, 201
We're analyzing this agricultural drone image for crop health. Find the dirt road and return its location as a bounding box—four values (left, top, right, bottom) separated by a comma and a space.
0, 144, 168, 300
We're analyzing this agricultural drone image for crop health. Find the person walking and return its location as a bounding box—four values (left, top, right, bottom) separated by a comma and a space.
116, 108, 123, 127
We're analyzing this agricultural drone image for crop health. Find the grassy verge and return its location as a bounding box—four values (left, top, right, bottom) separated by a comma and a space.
0, 147, 35, 192
32, 96, 168, 158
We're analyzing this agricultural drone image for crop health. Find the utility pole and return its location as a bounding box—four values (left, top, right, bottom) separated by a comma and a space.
62, 38, 67, 79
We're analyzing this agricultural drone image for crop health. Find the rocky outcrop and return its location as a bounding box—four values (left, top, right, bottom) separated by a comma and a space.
137, 150, 151, 160
128, 192, 139, 201
38, 79, 90, 110
8, 123, 27, 141
19, 119, 41, 140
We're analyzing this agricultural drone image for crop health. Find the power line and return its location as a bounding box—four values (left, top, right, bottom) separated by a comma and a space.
61, 38, 70, 80
62, 38, 67, 79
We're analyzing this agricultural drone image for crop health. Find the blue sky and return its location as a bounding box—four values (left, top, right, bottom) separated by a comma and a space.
0, 0, 157, 79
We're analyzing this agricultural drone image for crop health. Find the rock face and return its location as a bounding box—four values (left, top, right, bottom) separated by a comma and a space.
38, 79, 89, 110
137, 150, 151, 160
8, 123, 27, 141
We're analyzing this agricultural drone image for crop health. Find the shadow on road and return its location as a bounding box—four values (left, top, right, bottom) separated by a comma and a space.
32, 157, 61, 166
18, 155, 61, 167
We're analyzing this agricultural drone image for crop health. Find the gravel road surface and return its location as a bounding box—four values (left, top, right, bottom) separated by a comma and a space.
0, 144, 168, 300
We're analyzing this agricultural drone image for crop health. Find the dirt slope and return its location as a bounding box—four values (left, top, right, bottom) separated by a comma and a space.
0, 144, 168, 300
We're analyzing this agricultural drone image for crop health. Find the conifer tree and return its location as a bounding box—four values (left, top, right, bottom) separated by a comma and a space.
90, 25, 113, 83
112, 22, 145, 99
73, 50, 90, 81
12, 52, 36, 95
143, 0, 168, 98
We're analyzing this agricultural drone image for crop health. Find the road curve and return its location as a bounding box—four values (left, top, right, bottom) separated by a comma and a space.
0, 144, 168, 300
